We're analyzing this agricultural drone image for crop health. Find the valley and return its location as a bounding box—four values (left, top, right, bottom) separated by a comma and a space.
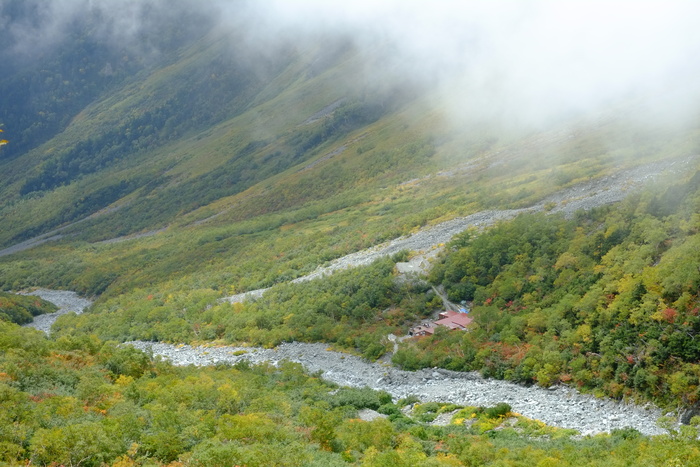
19, 288, 668, 437
4, 1, 700, 465
15, 152, 689, 439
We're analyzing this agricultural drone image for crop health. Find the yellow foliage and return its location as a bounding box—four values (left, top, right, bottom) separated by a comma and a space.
112, 457, 137, 467
115, 375, 135, 386
574, 324, 593, 343
537, 456, 563, 467
554, 252, 579, 270
528, 274, 543, 283
111, 443, 140, 467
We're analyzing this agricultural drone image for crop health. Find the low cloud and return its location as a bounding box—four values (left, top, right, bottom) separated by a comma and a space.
240, 0, 700, 129
0, 0, 213, 58
3, 0, 700, 129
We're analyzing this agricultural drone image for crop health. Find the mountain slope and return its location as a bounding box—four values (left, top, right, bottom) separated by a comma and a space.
6, 2, 700, 464
0, 1, 699, 341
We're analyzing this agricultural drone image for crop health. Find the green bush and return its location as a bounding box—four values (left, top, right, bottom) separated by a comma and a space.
325, 387, 391, 410
377, 403, 401, 416
484, 402, 512, 419
397, 395, 421, 407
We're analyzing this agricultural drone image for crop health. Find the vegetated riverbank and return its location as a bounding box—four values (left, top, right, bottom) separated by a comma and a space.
20, 290, 671, 436
126, 340, 667, 436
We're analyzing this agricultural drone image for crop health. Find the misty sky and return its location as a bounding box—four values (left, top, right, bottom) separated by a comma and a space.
262, 0, 700, 127
3, 0, 700, 128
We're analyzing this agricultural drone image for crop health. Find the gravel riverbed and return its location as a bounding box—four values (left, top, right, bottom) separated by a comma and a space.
19, 158, 696, 436
126, 340, 668, 436
20, 289, 92, 334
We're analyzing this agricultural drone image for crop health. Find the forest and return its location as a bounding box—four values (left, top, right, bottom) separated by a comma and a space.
397, 172, 700, 407
0, 291, 56, 325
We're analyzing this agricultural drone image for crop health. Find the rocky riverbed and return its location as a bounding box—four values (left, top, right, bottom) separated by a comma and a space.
20, 289, 671, 436
126, 340, 668, 436
20, 289, 92, 334
224, 156, 696, 303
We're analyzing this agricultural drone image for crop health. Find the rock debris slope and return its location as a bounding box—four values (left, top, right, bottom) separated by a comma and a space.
225, 156, 694, 303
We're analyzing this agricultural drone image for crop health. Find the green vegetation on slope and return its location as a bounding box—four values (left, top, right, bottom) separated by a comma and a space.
3, 5, 698, 301
52, 254, 435, 360
4, 321, 700, 466
0, 0, 213, 164
0, 291, 56, 325
394, 172, 700, 408
3, 114, 690, 299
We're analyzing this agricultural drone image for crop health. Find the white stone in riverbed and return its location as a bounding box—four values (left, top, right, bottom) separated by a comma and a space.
19, 289, 93, 334
125, 340, 670, 436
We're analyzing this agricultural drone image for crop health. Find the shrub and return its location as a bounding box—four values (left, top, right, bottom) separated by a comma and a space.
397, 395, 421, 407
326, 387, 389, 410
484, 402, 512, 419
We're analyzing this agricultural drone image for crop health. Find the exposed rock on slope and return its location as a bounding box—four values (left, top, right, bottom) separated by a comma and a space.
225, 156, 695, 303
